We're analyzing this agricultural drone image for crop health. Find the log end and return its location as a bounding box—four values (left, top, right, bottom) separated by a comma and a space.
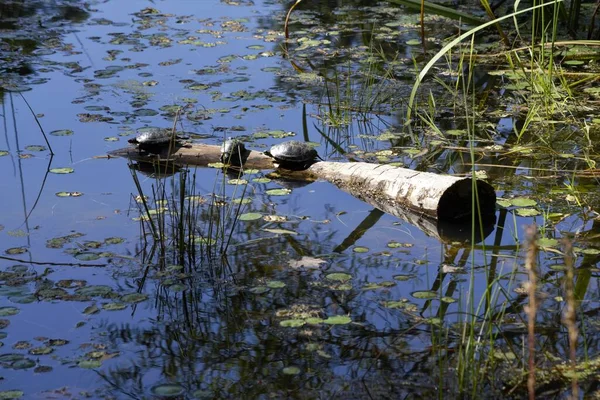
438, 178, 496, 221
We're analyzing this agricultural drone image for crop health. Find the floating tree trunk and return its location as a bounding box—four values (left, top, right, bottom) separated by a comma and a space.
108, 144, 496, 222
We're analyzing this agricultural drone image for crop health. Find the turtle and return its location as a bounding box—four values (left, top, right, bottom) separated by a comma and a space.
128, 128, 190, 154
264, 140, 322, 170
220, 138, 250, 167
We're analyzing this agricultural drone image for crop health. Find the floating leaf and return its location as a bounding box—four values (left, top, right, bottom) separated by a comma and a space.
29, 346, 53, 355
496, 199, 512, 208
412, 291, 438, 299
75, 285, 114, 297
252, 177, 271, 183
262, 228, 297, 235
266, 188, 291, 196
516, 208, 540, 217
239, 213, 262, 221
50, 129, 74, 136
323, 315, 351, 325
5, 247, 27, 255
263, 215, 287, 222
326, 273, 352, 282
280, 319, 305, 328
0, 390, 23, 399
249, 286, 269, 294
24, 145, 46, 152
232, 197, 252, 204
581, 248, 600, 255
50, 167, 74, 174
538, 238, 559, 247
353, 246, 369, 253
266, 280, 286, 289
78, 359, 102, 369
282, 366, 301, 375
0, 151, 8, 157
0, 307, 19, 317
74, 252, 101, 261
510, 197, 537, 207
150, 384, 185, 397
102, 302, 127, 311
120, 293, 149, 303
228, 178, 248, 185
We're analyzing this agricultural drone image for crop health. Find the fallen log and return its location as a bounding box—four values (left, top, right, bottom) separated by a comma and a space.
108, 143, 496, 222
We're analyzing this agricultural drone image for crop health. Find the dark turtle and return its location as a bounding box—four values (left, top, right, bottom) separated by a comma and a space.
220, 138, 250, 167
128, 128, 190, 154
264, 140, 322, 170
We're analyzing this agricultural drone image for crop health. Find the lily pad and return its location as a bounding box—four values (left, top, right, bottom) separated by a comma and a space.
280, 319, 306, 328
50, 129, 74, 136
50, 167, 74, 174
150, 384, 185, 397
239, 213, 262, 221
411, 290, 438, 299
323, 315, 352, 325
266, 188, 291, 196
0, 307, 19, 317
326, 273, 352, 282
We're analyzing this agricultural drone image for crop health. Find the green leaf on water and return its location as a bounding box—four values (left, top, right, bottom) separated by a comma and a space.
538, 238, 559, 247
412, 290, 438, 299
266, 188, 291, 196
326, 273, 352, 282
50, 167, 74, 174
249, 286, 269, 294
232, 197, 252, 204
353, 246, 369, 253
510, 197, 537, 207
120, 293, 149, 303
239, 213, 262, 221
74, 252, 101, 261
102, 302, 127, 311
0, 307, 19, 317
262, 228, 297, 235
50, 129, 74, 136
282, 366, 301, 375
323, 315, 351, 325
266, 280, 286, 289
78, 359, 102, 369
0, 390, 24, 399
496, 199, 512, 208
150, 384, 185, 397
280, 319, 306, 328
516, 208, 540, 217
25, 145, 46, 152
228, 179, 248, 185
0, 151, 8, 157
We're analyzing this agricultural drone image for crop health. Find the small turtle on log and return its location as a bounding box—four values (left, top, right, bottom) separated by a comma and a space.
264, 140, 322, 170
220, 138, 250, 167
128, 128, 190, 154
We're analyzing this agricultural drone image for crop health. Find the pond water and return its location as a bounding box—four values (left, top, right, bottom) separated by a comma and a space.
1, 0, 599, 398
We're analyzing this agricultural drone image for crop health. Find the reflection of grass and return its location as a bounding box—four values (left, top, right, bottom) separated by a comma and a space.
130, 159, 248, 273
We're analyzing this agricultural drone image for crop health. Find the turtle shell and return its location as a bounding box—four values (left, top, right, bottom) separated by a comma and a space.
220, 138, 249, 165
128, 128, 173, 145
267, 141, 320, 164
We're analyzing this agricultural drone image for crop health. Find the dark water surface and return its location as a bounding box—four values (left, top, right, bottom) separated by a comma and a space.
1, 0, 598, 399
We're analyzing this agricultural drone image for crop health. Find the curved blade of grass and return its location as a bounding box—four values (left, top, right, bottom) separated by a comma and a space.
406, 0, 564, 125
